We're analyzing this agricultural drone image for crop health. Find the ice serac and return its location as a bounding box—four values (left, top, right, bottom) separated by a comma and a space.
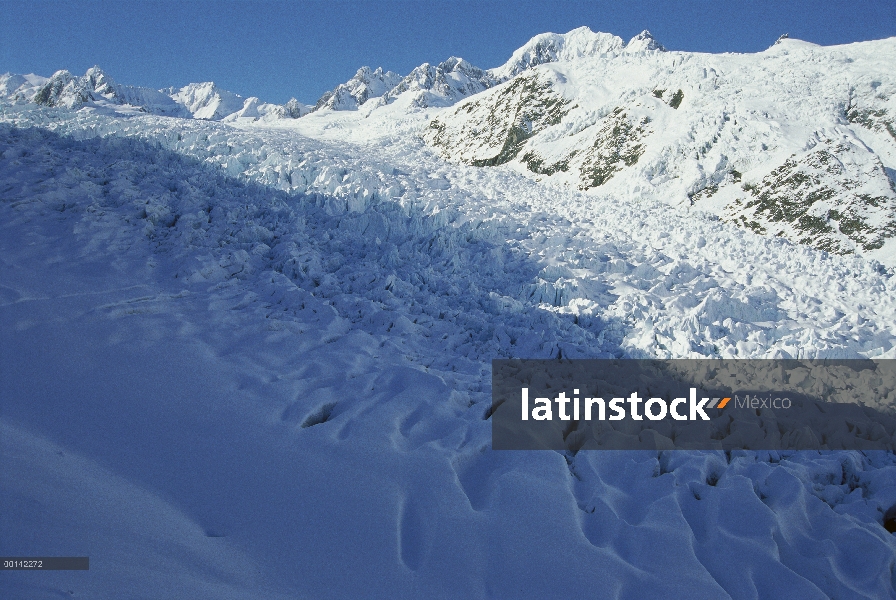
489, 27, 626, 81
313, 66, 403, 111
375, 57, 497, 109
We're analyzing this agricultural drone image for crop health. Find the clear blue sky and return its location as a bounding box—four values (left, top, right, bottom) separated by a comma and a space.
2, 0, 894, 105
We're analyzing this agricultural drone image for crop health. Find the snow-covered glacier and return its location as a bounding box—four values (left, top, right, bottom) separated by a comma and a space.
1, 28, 896, 599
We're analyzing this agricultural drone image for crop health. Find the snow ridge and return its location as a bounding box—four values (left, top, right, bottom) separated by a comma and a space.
1, 66, 312, 122
23, 66, 188, 116
374, 57, 497, 110
167, 81, 246, 120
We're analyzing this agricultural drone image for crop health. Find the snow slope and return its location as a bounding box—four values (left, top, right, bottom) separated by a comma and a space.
2, 30, 896, 600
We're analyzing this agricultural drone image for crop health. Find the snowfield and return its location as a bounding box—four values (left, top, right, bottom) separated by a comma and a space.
2, 30, 896, 600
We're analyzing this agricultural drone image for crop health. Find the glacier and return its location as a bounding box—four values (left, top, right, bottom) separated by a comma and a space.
1, 28, 896, 599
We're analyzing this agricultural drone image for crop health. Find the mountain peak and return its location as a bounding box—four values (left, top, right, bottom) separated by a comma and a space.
169, 81, 245, 119
33, 70, 77, 107
82, 66, 117, 96
84, 65, 107, 77
375, 56, 495, 110
625, 30, 666, 52
4, 67, 306, 121
281, 98, 311, 118
490, 27, 626, 80
313, 66, 402, 111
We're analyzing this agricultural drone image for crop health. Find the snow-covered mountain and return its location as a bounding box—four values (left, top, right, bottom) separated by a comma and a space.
1, 72, 45, 102
372, 57, 497, 110
313, 66, 402, 111
166, 81, 246, 119
11, 66, 189, 116
0, 66, 311, 122
423, 35, 896, 264
486, 27, 664, 82
490, 27, 625, 80
7, 30, 889, 262
624, 29, 666, 53
318, 27, 660, 113
221, 96, 312, 122
164, 82, 312, 121
312, 59, 497, 113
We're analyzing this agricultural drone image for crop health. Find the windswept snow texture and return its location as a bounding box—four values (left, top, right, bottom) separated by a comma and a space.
2, 32, 896, 600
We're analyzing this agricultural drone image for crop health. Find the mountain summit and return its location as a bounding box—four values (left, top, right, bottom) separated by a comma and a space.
313, 66, 403, 111
489, 27, 629, 80
625, 30, 666, 52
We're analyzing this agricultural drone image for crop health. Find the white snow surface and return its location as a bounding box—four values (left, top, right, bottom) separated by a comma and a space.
2, 32, 896, 600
